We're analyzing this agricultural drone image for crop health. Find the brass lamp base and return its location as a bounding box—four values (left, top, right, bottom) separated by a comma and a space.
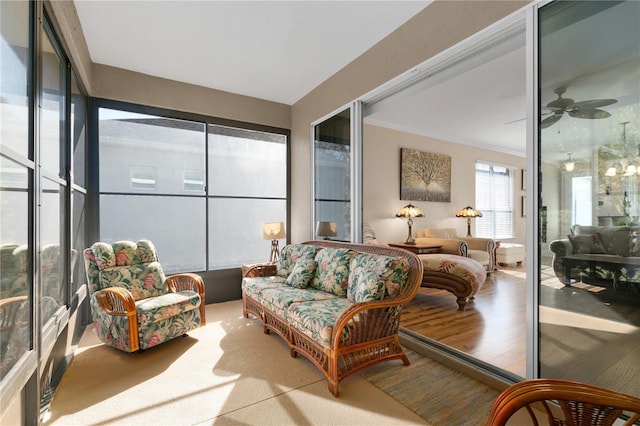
405, 218, 416, 245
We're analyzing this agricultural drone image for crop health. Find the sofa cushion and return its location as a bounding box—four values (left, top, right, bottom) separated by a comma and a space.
572, 225, 630, 256
287, 298, 353, 347
347, 267, 384, 303
285, 259, 317, 289
348, 253, 409, 300
241, 276, 287, 300
135, 290, 200, 325
420, 228, 458, 239
310, 248, 356, 297
568, 233, 607, 254
98, 262, 167, 300
258, 286, 338, 318
276, 244, 319, 278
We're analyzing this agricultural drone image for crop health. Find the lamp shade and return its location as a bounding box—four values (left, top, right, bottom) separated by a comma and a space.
263, 222, 286, 240
396, 204, 424, 218
455, 206, 482, 218
316, 221, 337, 237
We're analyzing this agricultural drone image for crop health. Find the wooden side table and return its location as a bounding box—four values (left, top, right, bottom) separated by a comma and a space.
388, 243, 442, 255
241, 263, 277, 278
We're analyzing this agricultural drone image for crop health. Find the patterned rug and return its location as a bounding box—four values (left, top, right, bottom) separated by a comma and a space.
360, 349, 499, 426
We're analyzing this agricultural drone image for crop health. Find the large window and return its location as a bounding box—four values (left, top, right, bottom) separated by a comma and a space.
97, 105, 288, 273
475, 161, 515, 239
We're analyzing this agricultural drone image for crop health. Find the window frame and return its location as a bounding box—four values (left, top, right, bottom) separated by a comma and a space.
475, 160, 516, 239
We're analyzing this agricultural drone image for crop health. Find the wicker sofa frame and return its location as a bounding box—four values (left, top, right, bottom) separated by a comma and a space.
242, 240, 423, 396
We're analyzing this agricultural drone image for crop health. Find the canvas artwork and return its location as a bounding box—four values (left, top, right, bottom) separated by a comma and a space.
400, 148, 451, 202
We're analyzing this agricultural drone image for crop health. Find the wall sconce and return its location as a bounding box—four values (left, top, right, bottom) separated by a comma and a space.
396, 204, 424, 245
263, 222, 286, 263
564, 152, 575, 172
455, 206, 482, 237
316, 221, 337, 240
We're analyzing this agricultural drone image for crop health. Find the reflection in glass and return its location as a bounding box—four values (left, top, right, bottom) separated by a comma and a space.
314, 109, 351, 241
0, 157, 31, 380
100, 195, 206, 274
71, 74, 87, 187
71, 190, 85, 294
41, 26, 64, 175
539, 1, 640, 397
41, 178, 64, 323
99, 109, 206, 195
0, 0, 30, 159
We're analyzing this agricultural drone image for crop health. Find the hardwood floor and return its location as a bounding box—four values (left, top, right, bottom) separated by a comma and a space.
401, 263, 528, 377
400, 262, 640, 397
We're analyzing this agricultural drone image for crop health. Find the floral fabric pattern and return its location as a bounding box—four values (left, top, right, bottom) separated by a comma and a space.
285, 259, 317, 288
310, 248, 356, 297
258, 286, 338, 317
276, 244, 319, 278
347, 267, 384, 303
349, 253, 409, 299
84, 240, 203, 353
241, 276, 287, 300
421, 254, 486, 293
287, 299, 352, 347
98, 262, 167, 300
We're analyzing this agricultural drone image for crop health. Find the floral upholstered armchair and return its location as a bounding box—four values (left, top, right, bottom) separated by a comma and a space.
84, 240, 205, 352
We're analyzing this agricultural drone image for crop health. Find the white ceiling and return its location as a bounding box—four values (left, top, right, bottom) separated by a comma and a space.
74, 1, 638, 159
74, 0, 431, 105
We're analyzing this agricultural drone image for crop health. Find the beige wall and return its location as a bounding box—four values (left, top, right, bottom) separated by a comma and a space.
47, 2, 291, 131
290, 0, 530, 242
363, 124, 526, 245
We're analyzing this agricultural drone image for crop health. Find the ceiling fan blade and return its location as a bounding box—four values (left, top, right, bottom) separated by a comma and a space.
571, 98, 617, 110
568, 109, 611, 119
541, 112, 563, 128
546, 96, 574, 110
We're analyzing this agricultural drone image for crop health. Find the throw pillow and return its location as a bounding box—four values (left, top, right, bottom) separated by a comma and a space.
347, 266, 385, 303
285, 259, 317, 289
276, 244, 319, 278
310, 248, 356, 297
631, 231, 640, 256
568, 233, 607, 254
349, 253, 409, 299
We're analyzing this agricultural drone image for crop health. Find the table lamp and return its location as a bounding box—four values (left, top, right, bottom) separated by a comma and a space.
263, 222, 286, 262
455, 206, 482, 237
316, 221, 337, 240
396, 204, 424, 245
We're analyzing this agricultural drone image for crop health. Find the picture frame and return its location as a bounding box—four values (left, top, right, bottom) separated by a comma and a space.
521, 195, 527, 217
400, 148, 451, 202
521, 169, 527, 191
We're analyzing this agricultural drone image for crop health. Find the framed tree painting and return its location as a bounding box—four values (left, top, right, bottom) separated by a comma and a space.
400, 148, 451, 202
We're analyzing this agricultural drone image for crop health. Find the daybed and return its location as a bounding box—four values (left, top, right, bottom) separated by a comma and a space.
241, 240, 423, 396
415, 228, 499, 273
549, 224, 640, 292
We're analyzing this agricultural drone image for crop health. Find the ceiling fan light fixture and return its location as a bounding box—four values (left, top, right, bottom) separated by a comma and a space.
564, 152, 575, 172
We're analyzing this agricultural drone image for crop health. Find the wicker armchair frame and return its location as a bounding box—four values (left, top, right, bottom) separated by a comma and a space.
242, 240, 423, 396
487, 378, 640, 425
94, 272, 206, 352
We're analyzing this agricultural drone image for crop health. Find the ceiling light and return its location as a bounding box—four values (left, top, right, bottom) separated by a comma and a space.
564, 152, 575, 172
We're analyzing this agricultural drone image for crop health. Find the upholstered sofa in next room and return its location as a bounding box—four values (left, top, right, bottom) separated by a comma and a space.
241, 240, 423, 396
549, 225, 640, 292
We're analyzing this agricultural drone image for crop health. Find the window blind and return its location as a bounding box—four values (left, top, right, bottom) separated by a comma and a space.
475, 162, 514, 239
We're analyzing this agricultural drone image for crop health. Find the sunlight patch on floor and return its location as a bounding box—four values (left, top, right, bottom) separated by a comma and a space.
539, 305, 637, 334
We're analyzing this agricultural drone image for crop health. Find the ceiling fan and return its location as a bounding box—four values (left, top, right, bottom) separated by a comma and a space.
541, 86, 617, 128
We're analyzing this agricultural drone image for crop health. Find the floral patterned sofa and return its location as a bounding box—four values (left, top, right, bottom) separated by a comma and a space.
84, 240, 206, 352
241, 240, 423, 396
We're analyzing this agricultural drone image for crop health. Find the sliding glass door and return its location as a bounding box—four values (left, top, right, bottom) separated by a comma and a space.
313, 105, 361, 242
538, 0, 640, 397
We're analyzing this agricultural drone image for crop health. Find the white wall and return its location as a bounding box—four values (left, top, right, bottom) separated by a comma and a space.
363, 124, 527, 245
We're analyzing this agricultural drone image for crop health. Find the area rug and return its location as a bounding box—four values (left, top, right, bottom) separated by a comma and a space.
360, 349, 499, 426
